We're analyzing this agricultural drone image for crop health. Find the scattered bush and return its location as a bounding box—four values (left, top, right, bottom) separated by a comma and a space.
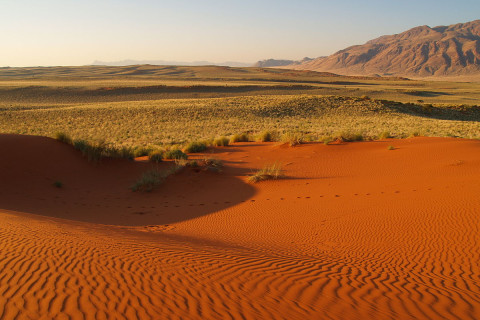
408, 131, 421, 138
148, 150, 164, 163
133, 146, 153, 157
230, 133, 250, 143
281, 132, 303, 146
53, 181, 63, 188
387, 145, 395, 150
184, 141, 207, 153
257, 130, 273, 142
213, 136, 229, 147
248, 163, 283, 183
72, 139, 107, 162
54, 131, 72, 144
320, 135, 334, 145
131, 170, 164, 192
164, 149, 188, 160
378, 131, 392, 140
335, 131, 364, 142
202, 157, 223, 172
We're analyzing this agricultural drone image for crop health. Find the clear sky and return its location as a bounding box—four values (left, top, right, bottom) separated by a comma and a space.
1, 0, 479, 66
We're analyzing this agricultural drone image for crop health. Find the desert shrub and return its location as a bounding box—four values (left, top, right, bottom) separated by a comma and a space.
108, 146, 134, 160
248, 163, 283, 183
230, 133, 250, 143
131, 170, 164, 192
72, 139, 107, 162
202, 157, 223, 172
54, 131, 72, 144
53, 181, 63, 188
335, 131, 364, 142
360, 95, 371, 100
184, 141, 207, 153
213, 136, 229, 147
320, 135, 334, 145
281, 132, 303, 146
133, 146, 153, 157
387, 145, 395, 150
408, 131, 421, 138
164, 149, 188, 160
148, 150, 164, 163
257, 130, 273, 142
378, 131, 392, 139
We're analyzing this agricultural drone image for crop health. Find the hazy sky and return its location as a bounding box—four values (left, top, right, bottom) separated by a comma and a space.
1, 0, 479, 66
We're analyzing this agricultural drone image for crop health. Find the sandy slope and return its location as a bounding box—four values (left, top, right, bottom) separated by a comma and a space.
1, 135, 479, 319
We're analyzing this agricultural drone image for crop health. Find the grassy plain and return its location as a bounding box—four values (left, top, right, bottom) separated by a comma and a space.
0, 65, 479, 146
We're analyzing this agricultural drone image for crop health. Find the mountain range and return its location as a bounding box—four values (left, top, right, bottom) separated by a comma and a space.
277, 20, 480, 78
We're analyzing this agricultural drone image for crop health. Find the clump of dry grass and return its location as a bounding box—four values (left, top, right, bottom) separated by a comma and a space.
202, 157, 223, 172
213, 136, 229, 146
184, 141, 207, 153
248, 163, 283, 183
378, 131, 392, 139
230, 133, 250, 143
54, 131, 72, 144
256, 130, 275, 142
281, 132, 303, 146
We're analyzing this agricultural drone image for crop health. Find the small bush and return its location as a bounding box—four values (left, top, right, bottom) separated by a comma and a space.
133, 146, 153, 157
257, 131, 273, 142
378, 131, 392, 140
230, 133, 250, 143
387, 145, 395, 150
202, 157, 223, 172
164, 149, 188, 160
281, 132, 303, 146
248, 163, 283, 183
320, 136, 334, 145
108, 146, 134, 160
213, 136, 229, 147
53, 181, 63, 188
131, 170, 164, 192
408, 131, 421, 138
72, 139, 106, 162
54, 131, 72, 144
184, 141, 207, 153
336, 131, 364, 142
149, 150, 164, 163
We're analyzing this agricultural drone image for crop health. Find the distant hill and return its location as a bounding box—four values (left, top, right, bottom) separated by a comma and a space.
290, 20, 480, 78
91, 59, 251, 68
253, 57, 314, 68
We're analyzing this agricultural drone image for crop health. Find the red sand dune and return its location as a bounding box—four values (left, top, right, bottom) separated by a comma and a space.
1, 134, 479, 319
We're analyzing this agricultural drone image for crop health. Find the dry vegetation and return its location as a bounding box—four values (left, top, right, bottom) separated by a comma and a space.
0, 65, 479, 147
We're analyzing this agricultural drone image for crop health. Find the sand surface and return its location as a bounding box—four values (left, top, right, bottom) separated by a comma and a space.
1, 134, 479, 319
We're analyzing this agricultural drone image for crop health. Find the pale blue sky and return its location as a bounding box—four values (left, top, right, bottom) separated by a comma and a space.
1, 0, 479, 66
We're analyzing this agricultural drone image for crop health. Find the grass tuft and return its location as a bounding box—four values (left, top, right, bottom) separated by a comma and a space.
378, 131, 392, 140
148, 150, 164, 163
248, 163, 283, 183
230, 133, 250, 143
53, 181, 63, 188
257, 130, 274, 142
54, 131, 72, 144
213, 136, 229, 147
164, 149, 188, 160
184, 141, 207, 153
281, 132, 303, 146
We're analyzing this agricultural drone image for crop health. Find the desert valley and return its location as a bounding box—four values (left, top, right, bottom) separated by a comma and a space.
1, 11, 480, 320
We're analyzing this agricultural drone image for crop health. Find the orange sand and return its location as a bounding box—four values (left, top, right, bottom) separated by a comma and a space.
1, 134, 479, 319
